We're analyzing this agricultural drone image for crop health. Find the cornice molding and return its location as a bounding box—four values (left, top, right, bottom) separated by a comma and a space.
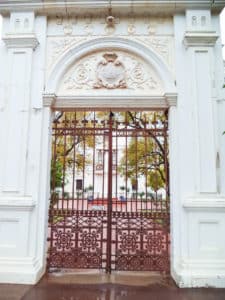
0, 1, 224, 15
183, 195, 225, 211
3, 33, 39, 50
183, 31, 219, 48
0, 196, 36, 211
43, 94, 177, 109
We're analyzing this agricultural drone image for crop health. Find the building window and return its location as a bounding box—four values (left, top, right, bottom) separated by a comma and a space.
76, 179, 83, 190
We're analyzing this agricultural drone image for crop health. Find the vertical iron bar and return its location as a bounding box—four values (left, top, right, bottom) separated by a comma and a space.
125, 112, 128, 213
144, 114, 148, 213
164, 109, 169, 272
135, 119, 138, 214
82, 111, 86, 212
52, 115, 58, 211
71, 111, 76, 211
75, 112, 78, 211
106, 112, 113, 273
115, 122, 118, 212
67, 113, 71, 213
102, 122, 105, 203
92, 111, 96, 206
62, 115, 67, 211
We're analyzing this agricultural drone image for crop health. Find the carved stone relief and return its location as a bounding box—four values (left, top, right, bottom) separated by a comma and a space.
48, 15, 173, 37
47, 37, 89, 70
128, 23, 136, 35
136, 36, 172, 68
46, 16, 174, 80
47, 35, 173, 77
127, 15, 136, 35
94, 53, 126, 89
58, 50, 163, 95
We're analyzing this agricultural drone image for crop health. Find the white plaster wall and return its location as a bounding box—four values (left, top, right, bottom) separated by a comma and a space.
0, 5, 224, 288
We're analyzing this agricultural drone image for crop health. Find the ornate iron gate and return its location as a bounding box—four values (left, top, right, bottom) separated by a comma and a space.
48, 110, 170, 272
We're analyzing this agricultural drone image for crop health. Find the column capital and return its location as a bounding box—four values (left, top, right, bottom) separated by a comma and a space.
43, 93, 56, 107
3, 33, 39, 50
164, 92, 178, 107
183, 31, 219, 48
3, 11, 39, 50
183, 9, 219, 48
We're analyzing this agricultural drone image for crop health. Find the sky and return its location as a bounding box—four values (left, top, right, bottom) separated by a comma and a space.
0, 9, 225, 58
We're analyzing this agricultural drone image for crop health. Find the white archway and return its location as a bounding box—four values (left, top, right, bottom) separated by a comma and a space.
42, 36, 178, 279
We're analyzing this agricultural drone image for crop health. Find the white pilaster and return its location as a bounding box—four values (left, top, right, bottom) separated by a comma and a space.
184, 10, 219, 193
0, 12, 49, 284
1, 12, 38, 194
172, 10, 225, 288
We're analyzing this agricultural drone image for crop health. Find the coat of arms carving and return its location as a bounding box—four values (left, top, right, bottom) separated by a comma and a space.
94, 53, 127, 89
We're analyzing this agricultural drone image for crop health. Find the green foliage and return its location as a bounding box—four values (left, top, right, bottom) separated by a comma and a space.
119, 137, 166, 192
138, 192, 145, 199
50, 160, 64, 190
120, 186, 130, 193
147, 169, 165, 192
51, 111, 97, 191
84, 185, 93, 192
50, 111, 168, 195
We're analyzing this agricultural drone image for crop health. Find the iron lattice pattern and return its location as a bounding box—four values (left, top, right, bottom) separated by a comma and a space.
48, 211, 107, 269
48, 110, 169, 272
112, 212, 169, 272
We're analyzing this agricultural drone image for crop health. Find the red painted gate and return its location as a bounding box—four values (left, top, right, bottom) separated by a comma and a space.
47, 110, 170, 273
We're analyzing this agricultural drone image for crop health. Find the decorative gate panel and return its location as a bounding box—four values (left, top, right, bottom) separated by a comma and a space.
48, 110, 169, 273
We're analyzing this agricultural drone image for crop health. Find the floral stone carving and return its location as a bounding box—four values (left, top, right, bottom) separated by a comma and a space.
94, 53, 126, 89
59, 50, 162, 95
